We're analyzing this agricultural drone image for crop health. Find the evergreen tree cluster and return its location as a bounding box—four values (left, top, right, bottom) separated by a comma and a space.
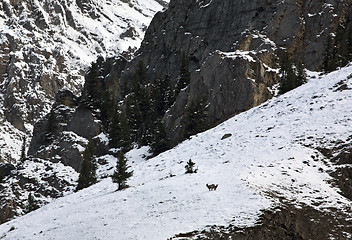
278, 53, 307, 95
83, 52, 208, 157
323, 20, 352, 73
84, 58, 106, 108
108, 60, 177, 155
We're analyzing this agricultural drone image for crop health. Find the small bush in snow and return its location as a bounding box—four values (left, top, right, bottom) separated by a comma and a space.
185, 159, 197, 174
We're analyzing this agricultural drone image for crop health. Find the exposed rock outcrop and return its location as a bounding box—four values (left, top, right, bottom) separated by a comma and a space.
28, 89, 107, 172
104, 0, 352, 144
173, 204, 352, 240
0, 0, 167, 161
0, 160, 77, 224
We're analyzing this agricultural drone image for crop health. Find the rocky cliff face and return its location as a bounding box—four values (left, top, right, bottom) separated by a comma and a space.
0, 0, 167, 161
101, 0, 352, 144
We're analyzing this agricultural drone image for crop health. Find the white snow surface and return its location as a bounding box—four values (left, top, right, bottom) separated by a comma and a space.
0, 66, 352, 239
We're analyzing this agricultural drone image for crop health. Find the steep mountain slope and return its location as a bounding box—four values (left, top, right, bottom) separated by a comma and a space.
0, 65, 351, 239
0, 0, 168, 161
98, 0, 352, 144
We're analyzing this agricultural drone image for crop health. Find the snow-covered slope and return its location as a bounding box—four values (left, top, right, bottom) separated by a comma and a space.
0, 0, 168, 161
0, 65, 351, 239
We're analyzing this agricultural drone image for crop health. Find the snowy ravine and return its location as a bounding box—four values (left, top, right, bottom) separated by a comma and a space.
0, 0, 168, 161
0, 65, 352, 239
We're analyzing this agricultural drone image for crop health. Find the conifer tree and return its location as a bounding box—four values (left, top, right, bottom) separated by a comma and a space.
99, 89, 112, 131
109, 108, 131, 150
347, 23, 352, 61
164, 73, 176, 109
26, 193, 39, 213
111, 152, 133, 190
182, 97, 208, 140
126, 64, 154, 146
278, 53, 306, 94
185, 159, 197, 174
125, 94, 142, 143
109, 107, 121, 148
46, 108, 58, 142
323, 21, 352, 73
20, 136, 26, 161
120, 78, 129, 98
138, 85, 153, 145
323, 35, 333, 73
85, 61, 101, 104
150, 117, 170, 156
335, 24, 347, 67
0, 171, 4, 183
296, 61, 307, 86
176, 51, 191, 94
151, 76, 165, 116
135, 59, 147, 84
76, 140, 97, 191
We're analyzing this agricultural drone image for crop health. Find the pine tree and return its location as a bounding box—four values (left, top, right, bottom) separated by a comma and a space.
26, 193, 39, 213
323, 21, 352, 73
85, 61, 101, 103
176, 51, 191, 94
109, 107, 121, 148
109, 108, 131, 150
111, 152, 133, 190
185, 159, 197, 174
151, 76, 165, 116
0, 170, 4, 183
138, 85, 153, 145
164, 73, 176, 109
347, 22, 352, 62
125, 94, 142, 144
150, 117, 170, 156
20, 136, 26, 161
99, 89, 112, 131
46, 108, 58, 142
278, 53, 306, 94
335, 23, 348, 67
323, 35, 333, 73
135, 60, 147, 84
182, 97, 208, 139
76, 140, 97, 191
120, 78, 129, 98
278, 52, 292, 94
126, 65, 154, 146
151, 74, 175, 117
296, 61, 307, 87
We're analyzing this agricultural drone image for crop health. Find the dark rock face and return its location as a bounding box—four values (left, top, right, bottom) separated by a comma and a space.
318, 139, 352, 201
174, 204, 352, 240
67, 106, 101, 140
28, 89, 105, 172
105, 0, 352, 144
